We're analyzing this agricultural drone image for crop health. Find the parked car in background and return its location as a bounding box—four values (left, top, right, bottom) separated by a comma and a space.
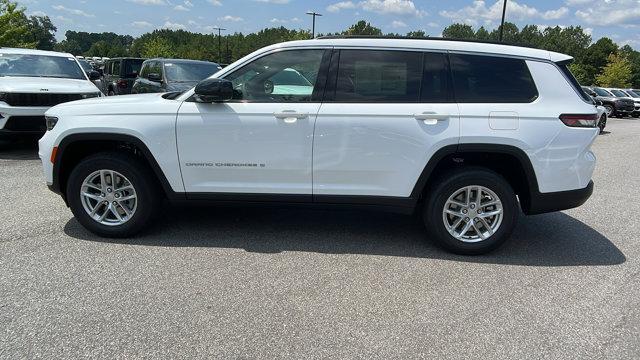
0, 48, 102, 138
582, 87, 607, 132
102, 57, 145, 96
586, 86, 634, 118
605, 88, 638, 117
41, 38, 598, 255
132, 59, 222, 94
618, 89, 640, 116
78, 58, 104, 90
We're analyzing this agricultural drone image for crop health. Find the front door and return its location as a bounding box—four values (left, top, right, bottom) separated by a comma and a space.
176, 49, 329, 196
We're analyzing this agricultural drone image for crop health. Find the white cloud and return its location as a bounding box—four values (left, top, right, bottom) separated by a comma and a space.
207, 0, 222, 6
574, 0, 640, 26
163, 21, 186, 30
391, 20, 407, 28
52, 4, 95, 17
327, 0, 425, 17
253, 0, 290, 3
439, 1, 568, 26
174, 5, 189, 11
360, 0, 426, 17
218, 15, 243, 22
327, 1, 356, 12
29, 10, 47, 17
132, 21, 153, 28
127, 0, 168, 5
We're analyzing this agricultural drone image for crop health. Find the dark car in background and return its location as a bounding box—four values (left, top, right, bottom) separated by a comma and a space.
102, 57, 145, 96
77, 58, 104, 91
585, 86, 635, 118
131, 58, 222, 94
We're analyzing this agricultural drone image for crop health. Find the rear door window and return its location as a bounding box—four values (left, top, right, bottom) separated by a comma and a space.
421, 52, 452, 103
450, 54, 538, 103
333, 50, 422, 103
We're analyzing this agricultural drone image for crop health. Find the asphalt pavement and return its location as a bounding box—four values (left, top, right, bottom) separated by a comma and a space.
1, 118, 639, 359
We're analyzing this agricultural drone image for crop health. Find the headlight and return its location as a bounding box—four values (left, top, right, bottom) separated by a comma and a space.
81, 92, 101, 99
45, 116, 58, 131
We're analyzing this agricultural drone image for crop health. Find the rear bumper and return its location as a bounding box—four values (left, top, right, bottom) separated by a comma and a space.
525, 180, 594, 215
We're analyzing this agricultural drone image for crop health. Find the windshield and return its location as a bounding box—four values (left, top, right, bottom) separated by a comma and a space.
0, 53, 85, 80
593, 87, 613, 97
164, 62, 220, 82
610, 89, 627, 97
123, 59, 144, 77
78, 60, 93, 72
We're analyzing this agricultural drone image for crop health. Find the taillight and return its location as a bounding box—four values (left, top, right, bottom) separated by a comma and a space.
559, 113, 598, 128
117, 80, 128, 89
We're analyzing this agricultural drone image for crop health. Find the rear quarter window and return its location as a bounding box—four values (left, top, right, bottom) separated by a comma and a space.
450, 54, 538, 103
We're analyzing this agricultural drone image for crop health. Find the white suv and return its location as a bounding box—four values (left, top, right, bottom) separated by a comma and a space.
0, 48, 102, 138
38, 38, 598, 254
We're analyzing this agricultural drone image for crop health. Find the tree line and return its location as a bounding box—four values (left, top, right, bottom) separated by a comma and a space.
1, 0, 637, 88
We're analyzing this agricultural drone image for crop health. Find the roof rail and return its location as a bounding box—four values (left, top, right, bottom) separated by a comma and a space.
315, 35, 542, 51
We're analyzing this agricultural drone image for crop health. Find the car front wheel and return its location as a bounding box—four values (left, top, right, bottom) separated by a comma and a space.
66, 152, 161, 237
424, 168, 519, 255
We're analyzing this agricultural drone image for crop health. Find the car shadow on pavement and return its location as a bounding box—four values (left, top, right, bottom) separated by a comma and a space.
64, 204, 625, 267
0, 139, 40, 160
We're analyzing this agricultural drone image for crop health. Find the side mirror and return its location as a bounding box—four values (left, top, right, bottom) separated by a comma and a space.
88, 70, 101, 81
147, 73, 162, 83
194, 78, 233, 102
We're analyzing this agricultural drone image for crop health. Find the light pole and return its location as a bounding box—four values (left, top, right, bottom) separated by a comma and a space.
212, 26, 226, 63
499, 0, 507, 42
306, 11, 322, 39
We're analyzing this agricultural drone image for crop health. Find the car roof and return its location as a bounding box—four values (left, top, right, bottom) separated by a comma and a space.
146, 58, 219, 65
263, 38, 572, 63
0, 47, 75, 58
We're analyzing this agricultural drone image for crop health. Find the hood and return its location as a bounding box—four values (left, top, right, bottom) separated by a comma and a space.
45, 92, 176, 117
166, 81, 198, 92
0, 76, 100, 93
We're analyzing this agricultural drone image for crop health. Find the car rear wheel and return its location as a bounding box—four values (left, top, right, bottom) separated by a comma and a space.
423, 168, 519, 255
66, 152, 161, 237
598, 114, 607, 133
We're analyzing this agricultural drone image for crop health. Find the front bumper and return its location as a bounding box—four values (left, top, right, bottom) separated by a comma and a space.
0, 103, 49, 135
525, 180, 594, 215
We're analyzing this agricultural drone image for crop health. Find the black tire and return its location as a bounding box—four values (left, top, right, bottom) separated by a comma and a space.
108, 89, 115, 96
604, 105, 614, 118
599, 114, 607, 133
66, 152, 161, 237
423, 168, 519, 255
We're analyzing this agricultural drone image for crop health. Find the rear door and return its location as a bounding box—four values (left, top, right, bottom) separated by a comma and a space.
313, 49, 459, 199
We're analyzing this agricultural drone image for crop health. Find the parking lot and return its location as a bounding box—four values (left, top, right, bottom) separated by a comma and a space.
0, 118, 638, 358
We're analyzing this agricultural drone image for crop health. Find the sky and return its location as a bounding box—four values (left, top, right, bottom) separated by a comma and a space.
20, 0, 640, 49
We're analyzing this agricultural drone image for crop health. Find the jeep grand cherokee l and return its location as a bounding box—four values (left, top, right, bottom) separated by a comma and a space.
0, 48, 102, 138
39, 38, 598, 255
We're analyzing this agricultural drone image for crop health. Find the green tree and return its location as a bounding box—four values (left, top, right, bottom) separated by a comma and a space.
26, 15, 57, 50
343, 21, 382, 36
141, 37, 176, 58
0, 0, 37, 48
442, 23, 475, 40
489, 22, 520, 43
568, 62, 591, 85
620, 45, 640, 88
518, 25, 543, 47
596, 53, 632, 88
475, 26, 490, 40
406, 30, 426, 38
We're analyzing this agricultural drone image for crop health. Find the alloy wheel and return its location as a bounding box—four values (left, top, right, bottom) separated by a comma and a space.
80, 169, 138, 226
442, 185, 504, 243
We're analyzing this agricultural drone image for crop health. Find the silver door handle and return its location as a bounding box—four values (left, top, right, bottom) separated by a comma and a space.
414, 112, 448, 125
274, 111, 308, 124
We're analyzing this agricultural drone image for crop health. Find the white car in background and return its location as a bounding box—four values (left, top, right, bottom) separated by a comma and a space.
0, 48, 102, 139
